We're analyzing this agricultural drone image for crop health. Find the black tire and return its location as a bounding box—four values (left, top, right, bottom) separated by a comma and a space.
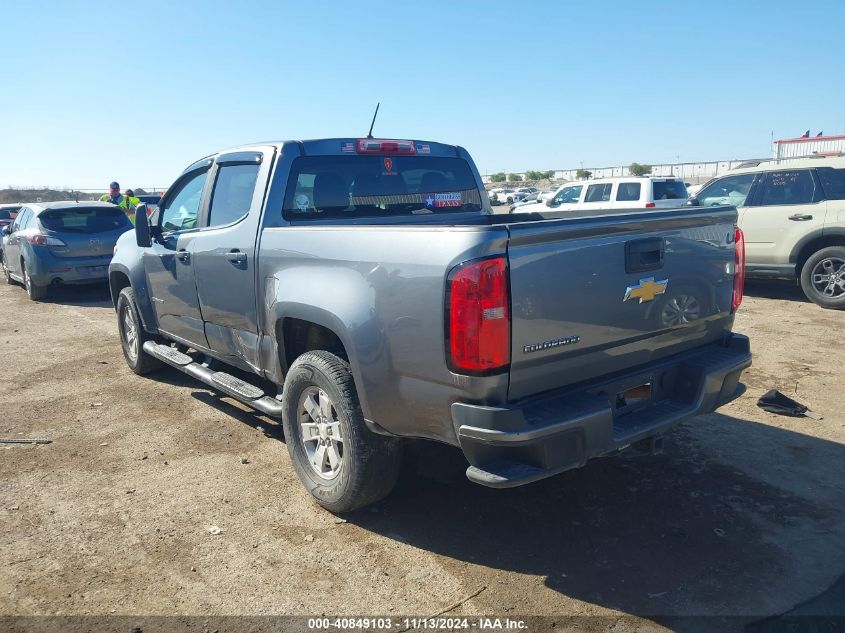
281, 351, 402, 513
22, 263, 47, 301
116, 287, 164, 375
800, 246, 845, 310
2, 256, 13, 285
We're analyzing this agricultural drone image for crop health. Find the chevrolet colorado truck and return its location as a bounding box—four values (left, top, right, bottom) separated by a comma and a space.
109, 137, 751, 512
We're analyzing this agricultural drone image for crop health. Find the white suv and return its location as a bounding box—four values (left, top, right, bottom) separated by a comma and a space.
689, 156, 845, 309
515, 176, 689, 214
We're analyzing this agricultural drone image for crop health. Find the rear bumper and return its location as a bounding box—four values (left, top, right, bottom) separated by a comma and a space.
29, 254, 112, 285
453, 333, 751, 488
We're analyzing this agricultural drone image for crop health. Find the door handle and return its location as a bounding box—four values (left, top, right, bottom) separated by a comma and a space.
176, 250, 190, 262
226, 250, 247, 264
788, 214, 813, 221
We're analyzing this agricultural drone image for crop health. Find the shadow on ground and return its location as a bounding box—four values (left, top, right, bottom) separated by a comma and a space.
343, 413, 845, 624
136, 358, 845, 625
744, 280, 809, 303
33, 281, 113, 307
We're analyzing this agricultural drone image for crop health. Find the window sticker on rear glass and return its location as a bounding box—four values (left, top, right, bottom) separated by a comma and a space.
424, 192, 462, 209
416, 143, 431, 154
382, 157, 397, 176
295, 194, 310, 211
341, 142, 355, 153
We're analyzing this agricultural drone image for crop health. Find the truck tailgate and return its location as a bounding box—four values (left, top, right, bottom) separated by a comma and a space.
504, 207, 739, 401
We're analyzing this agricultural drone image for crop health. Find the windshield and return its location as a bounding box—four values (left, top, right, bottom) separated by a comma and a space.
697, 174, 755, 207
283, 156, 482, 220
38, 207, 131, 234
0, 208, 19, 221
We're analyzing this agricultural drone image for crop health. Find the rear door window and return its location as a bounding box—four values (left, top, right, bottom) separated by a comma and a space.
12, 209, 31, 231
652, 180, 688, 200
584, 183, 612, 203
282, 156, 482, 220
38, 207, 131, 233
757, 170, 815, 206
207, 163, 260, 227
615, 183, 641, 202
817, 167, 845, 200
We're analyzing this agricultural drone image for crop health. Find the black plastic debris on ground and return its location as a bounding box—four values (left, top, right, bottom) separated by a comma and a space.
757, 389, 823, 420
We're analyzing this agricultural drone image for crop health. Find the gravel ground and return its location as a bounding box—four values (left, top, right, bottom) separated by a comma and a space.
0, 277, 843, 631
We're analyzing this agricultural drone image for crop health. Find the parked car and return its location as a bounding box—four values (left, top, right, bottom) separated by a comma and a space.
1, 201, 132, 300
0, 204, 21, 230
135, 194, 161, 206
687, 156, 845, 309
488, 188, 515, 205
509, 191, 540, 211
507, 187, 539, 205
109, 136, 750, 513
686, 183, 704, 197
538, 184, 564, 202
514, 177, 689, 213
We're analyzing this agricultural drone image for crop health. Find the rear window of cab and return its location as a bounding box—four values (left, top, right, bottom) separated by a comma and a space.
282, 156, 482, 220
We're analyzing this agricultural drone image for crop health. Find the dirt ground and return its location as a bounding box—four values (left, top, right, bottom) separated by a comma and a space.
1, 275, 844, 631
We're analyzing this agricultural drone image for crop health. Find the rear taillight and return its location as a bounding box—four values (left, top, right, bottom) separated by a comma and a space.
732, 226, 745, 312
447, 256, 510, 374
645, 202, 656, 208
26, 234, 66, 246
356, 139, 416, 154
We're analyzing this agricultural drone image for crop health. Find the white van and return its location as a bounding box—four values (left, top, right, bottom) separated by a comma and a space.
514, 177, 689, 213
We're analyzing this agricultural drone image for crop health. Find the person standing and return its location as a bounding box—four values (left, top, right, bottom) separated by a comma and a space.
99, 181, 140, 224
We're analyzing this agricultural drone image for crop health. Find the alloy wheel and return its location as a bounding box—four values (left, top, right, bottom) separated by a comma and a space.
811, 257, 845, 298
298, 387, 344, 480
121, 305, 139, 362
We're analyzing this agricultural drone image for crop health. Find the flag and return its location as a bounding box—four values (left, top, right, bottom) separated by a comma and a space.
801, 130, 810, 138
816, 131, 824, 137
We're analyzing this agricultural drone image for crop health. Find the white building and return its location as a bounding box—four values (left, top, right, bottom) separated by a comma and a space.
773, 134, 845, 160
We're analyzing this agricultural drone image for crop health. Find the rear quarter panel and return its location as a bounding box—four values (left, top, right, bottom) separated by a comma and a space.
257, 224, 510, 444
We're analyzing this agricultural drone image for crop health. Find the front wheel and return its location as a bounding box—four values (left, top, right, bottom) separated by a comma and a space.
800, 247, 845, 310
116, 287, 164, 374
2, 257, 13, 285
281, 351, 402, 513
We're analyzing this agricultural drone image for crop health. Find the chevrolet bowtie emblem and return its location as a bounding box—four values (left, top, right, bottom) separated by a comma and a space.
624, 277, 668, 303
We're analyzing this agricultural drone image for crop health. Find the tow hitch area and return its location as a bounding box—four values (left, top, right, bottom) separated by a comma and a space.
615, 382, 653, 413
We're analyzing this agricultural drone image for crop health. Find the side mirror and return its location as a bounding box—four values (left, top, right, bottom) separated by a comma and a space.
135, 204, 152, 248
686, 197, 700, 207
546, 198, 557, 207
1, 225, 10, 236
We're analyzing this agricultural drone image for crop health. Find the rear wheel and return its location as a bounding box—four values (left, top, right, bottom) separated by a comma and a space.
23, 264, 47, 301
116, 287, 164, 374
281, 351, 402, 513
800, 247, 845, 309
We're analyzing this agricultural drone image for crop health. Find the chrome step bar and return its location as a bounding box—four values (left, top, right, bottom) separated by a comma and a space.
142, 342, 283, 417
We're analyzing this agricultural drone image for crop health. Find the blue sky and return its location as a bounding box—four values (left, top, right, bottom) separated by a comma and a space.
2, 0, 843, 189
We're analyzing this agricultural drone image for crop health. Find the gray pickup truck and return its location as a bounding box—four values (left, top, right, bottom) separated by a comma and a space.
109, 137, 751, 512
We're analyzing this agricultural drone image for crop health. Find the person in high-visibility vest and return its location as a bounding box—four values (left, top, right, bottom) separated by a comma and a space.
99, 181, 141, 224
